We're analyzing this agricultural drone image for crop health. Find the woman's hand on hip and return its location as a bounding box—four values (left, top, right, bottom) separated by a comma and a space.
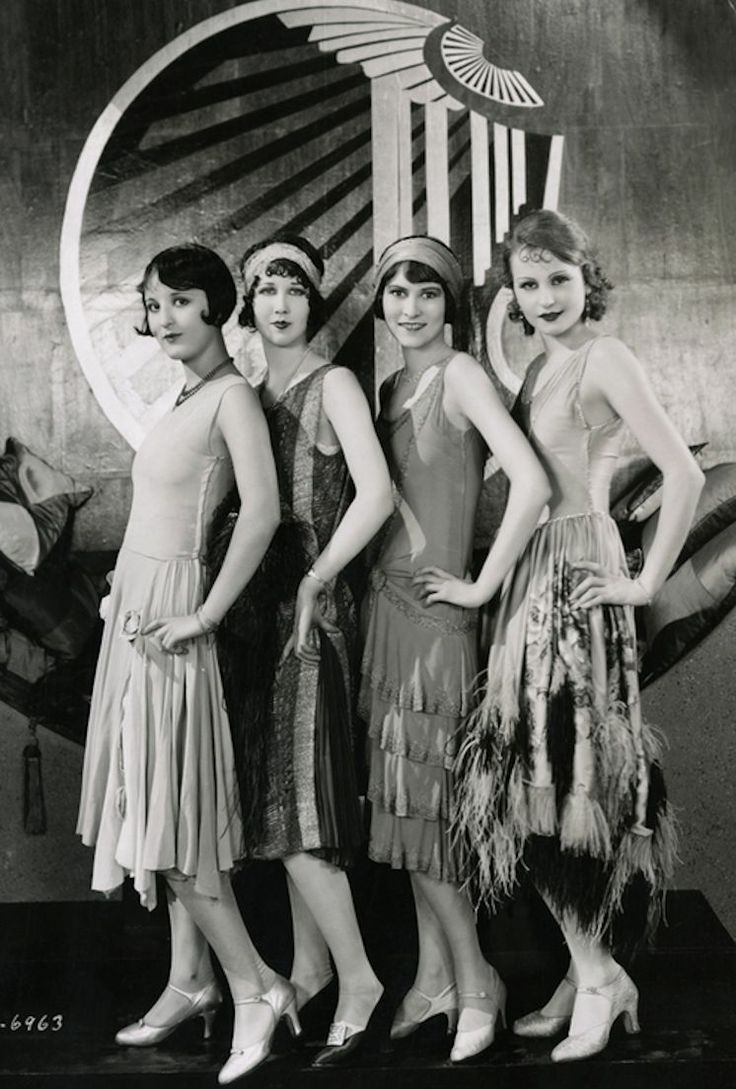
282, 576, 340, 665
414, 566, 483, 609
570, 561, 650, 609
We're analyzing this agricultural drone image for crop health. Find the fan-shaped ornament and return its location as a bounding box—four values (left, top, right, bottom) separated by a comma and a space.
60, 0, 564, 448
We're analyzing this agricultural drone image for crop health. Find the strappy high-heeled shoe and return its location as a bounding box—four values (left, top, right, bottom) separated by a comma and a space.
115, 980, 222, 1046
513, 975, 576, 1038
218, 976, 301, 1085
390, 982, 458, 1041
312, 987, 390, 1068
550, 968, 640, 1063
450, 969, 507, 1063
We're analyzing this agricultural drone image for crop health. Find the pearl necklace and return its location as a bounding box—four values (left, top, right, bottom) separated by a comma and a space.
174, 358, 232, 408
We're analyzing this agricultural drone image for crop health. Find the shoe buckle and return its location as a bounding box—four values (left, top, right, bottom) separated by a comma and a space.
326, 1022, 349, 1046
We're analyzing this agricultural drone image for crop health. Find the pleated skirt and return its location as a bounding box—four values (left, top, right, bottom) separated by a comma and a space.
77, 545, 242, 910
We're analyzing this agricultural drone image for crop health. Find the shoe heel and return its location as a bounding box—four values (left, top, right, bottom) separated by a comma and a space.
622, 1003, 640, 1035
498, 982, 508, 1031
446, 1007, 459, 1036
283, 999, 302, 1039
202, 1008, 217, 1040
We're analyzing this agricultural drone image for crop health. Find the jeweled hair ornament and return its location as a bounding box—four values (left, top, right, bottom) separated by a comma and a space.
373, 236, 464, 304
243, 242, 322, 292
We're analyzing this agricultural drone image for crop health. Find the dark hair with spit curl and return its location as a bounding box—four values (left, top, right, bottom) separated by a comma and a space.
373, 261, 458, 326
136, 243, 236, 336
238, 234, 326, 340
502, 210, 614, 336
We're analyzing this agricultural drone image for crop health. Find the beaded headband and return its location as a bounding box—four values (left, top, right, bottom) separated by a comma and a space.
373, 236, 464, 304
242, 243, 322, 292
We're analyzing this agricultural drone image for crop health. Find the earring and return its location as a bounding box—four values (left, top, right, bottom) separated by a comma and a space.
583, 295, 591, 321
506, 297, 523, 323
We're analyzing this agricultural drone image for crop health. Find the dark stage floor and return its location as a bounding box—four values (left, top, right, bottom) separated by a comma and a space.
1, 870, 734, 1088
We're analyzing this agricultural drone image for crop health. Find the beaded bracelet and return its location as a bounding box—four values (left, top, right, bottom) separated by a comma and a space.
196, 605, 220, 634
305, 567, 329, 590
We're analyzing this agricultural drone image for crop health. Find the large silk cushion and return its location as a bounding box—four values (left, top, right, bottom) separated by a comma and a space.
0, 438, 93, 574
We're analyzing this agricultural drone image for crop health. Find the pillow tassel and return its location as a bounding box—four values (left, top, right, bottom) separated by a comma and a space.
23, 720, 47, 835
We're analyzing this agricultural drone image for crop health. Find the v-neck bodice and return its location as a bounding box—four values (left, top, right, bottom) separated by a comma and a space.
516, 337, 624, 520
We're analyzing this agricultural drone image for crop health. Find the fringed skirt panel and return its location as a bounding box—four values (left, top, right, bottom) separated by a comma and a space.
453, 512, 677, 945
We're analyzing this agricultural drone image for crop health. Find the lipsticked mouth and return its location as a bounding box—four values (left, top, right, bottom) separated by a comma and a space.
399, 323, 426, 332
272, 321, 291, 330
539, 311, 563, 322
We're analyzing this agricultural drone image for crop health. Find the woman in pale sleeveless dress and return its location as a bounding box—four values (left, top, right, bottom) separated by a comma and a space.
77, 244, 299, 1085
451, 211, 704, 1062
361, 236, 550, 1062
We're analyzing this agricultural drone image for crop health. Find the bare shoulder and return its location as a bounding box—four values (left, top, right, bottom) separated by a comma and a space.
219, 377, 260, 412
586, 335, 643, 387
588, 335, 638, 369
322, 365, 364, 398
445, 351, 487, 387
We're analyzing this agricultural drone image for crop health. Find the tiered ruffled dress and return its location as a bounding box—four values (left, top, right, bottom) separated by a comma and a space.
77, 376, 246, 910
453, 339, 677, 942
360, 360, 485, 882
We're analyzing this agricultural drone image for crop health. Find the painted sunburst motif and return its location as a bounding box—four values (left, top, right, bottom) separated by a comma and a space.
440, 24, 543, 108
60, 1, 559, 448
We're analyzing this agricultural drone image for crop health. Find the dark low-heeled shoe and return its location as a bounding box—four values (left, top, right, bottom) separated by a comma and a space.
312, 991, 392, 1068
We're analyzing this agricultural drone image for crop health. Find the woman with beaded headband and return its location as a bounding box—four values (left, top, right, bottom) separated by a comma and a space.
207, 234, 393, 1072
360, 235, 550, 1063
451, 209, 704, 1062
77, 243, 286, 1083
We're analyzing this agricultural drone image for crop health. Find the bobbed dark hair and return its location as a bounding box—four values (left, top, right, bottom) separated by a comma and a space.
136, 243, 237, 336
373, 260, 457, 325
502, 209, 614, 335
238, 234, 326, 340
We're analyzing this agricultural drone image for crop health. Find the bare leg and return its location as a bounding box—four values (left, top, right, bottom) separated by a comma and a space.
535, 893, 621, 1033
166, 871, 279, 1051
411, 871, 496, 1014
284, 852, 382, 1028
393, 877, 455, 1027
286, 874, 334, 1008
141, 884, 216, 1027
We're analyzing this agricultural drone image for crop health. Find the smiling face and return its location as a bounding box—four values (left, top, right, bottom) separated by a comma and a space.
142, 272, 217, 362
509, 246, 588, 341
252, 272, 310, 349
381, 267, 447, 351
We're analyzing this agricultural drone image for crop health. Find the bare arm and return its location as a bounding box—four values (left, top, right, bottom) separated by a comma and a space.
290, 366, 393, 661
143, 383, 280, 650
202, 382, 281, 620
416, 353, 550, 609
571, 338, 704, 609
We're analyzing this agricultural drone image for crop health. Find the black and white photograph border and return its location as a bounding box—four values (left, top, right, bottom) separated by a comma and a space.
1, 1, 735, 1086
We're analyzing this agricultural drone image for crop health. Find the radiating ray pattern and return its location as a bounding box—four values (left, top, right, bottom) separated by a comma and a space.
69, 5, 560, 446
440, 24, 543, 108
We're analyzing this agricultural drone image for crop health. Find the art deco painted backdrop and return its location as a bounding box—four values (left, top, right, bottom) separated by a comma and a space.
0, 1, 735, 924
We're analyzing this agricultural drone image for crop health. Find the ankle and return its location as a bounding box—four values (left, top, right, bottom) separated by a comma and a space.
291, 966, 333, 1005
574, 958, 619, 991
168, 971, 216, 994
413, 966, 455, 998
